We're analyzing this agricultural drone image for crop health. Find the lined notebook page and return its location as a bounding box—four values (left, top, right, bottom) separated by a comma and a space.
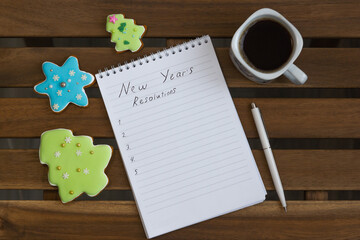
96, 36, 266, 238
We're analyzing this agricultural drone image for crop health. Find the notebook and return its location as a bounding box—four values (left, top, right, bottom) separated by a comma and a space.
96, 35, 266, 238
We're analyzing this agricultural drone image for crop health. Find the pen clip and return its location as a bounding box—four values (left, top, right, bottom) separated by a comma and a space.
252, 104, 271, 145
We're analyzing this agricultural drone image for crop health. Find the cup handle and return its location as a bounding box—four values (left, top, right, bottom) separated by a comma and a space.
283, 64, 308, 85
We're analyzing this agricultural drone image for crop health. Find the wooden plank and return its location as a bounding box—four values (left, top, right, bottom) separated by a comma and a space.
0, 48, 359, 88
1, 98, 360, 138
0, 201, 359, 239
0, 0, 359, 37
1, 149, 359, 190
0, 150, 130, 190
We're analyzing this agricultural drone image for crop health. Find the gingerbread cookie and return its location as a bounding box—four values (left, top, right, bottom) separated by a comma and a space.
106, 14, 146, 53
34, 56, 95, 113
39, 129, 112, 203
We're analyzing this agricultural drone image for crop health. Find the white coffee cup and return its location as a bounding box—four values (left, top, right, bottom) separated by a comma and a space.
230, 8, 308, 85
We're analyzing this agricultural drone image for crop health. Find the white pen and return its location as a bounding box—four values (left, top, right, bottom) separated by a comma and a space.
251, 103, 287, 212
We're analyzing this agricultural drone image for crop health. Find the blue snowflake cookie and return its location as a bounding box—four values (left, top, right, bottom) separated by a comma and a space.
34, 56, 95, 113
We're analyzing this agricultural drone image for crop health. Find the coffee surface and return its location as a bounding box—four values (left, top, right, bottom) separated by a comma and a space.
242, 19, 293, 71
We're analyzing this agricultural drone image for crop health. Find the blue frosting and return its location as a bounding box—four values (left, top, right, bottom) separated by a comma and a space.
34, 56, 95, 113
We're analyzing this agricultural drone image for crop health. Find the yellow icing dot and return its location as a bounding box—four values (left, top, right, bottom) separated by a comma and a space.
61, 143, 65, 147
90, 150, 94, 155
56, 166, 61, 170
76, 143, 81, 147
76, 168, 81, 172
133, 28, 137, 32
69, 190, 74, 195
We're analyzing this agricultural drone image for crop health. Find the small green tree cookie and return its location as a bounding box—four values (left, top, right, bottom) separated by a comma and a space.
106, 14, 146, 52
39, 129, 112, 203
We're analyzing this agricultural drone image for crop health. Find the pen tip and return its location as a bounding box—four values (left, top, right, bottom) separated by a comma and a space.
251, 103, 256, 109
284, 206, 287, 213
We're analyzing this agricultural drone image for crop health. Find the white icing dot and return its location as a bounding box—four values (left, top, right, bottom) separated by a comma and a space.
49, 85, 53, 88
68, 79, 71, 83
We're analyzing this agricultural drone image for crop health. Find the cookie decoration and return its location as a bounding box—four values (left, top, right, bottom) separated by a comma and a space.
39, 129, 112, 203
34, 56, 95, 113
106, 14, 146, 53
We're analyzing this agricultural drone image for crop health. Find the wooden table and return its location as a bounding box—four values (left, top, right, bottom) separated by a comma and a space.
0, 0, 360, 239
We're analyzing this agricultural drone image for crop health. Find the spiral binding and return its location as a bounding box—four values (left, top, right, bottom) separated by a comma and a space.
97, 35, 210, 78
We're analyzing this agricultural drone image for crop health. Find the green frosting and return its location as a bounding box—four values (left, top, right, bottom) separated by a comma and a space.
118, 22, 126, 33
106, 14, 146, 52
39, 129, 112, 203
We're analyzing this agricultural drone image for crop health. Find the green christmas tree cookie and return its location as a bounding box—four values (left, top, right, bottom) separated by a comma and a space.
106, 14, 147, 53
39, 129, 112, 203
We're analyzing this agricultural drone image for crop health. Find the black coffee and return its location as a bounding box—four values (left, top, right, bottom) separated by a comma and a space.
241, 19, 293, 71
